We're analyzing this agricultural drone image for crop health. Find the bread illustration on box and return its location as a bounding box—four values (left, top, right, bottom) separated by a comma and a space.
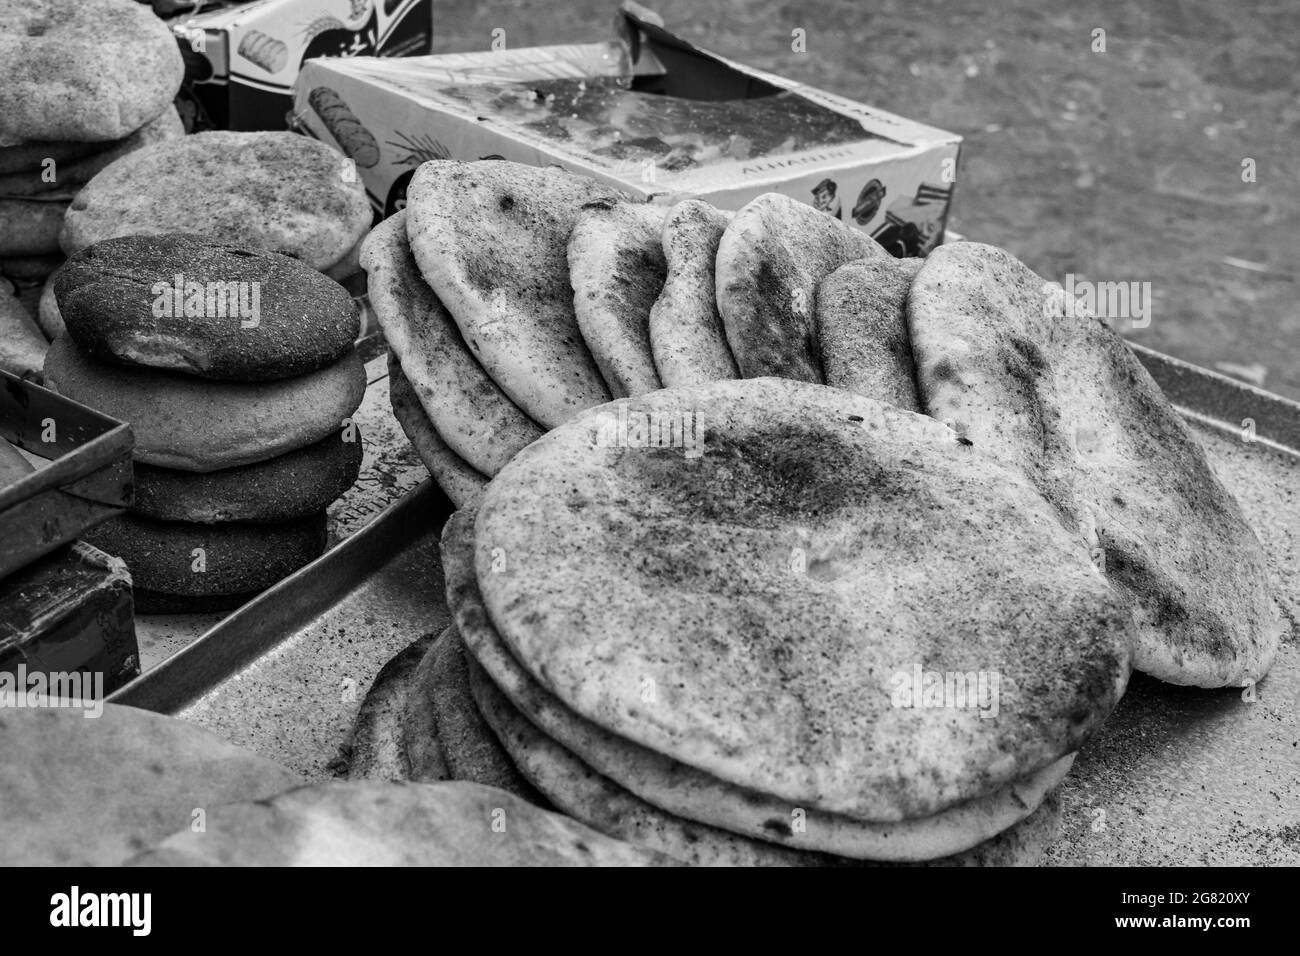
238, 29, 289, 74
309, 87, 381, 168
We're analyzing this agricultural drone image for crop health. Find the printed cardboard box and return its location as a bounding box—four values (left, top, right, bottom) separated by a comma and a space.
291, 3, 961, 252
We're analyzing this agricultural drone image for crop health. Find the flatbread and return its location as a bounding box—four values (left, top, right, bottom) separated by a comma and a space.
0, 108, 183, 197
0, 0, 183, 143
715, 193, 886, 381
0, 253, 63, 282
347, 631, 441, 782
568, 200, 666, 397
816, 256, 923, 409
44, 337, 366, 471
908, 242, 1280, 687
422, 626, 546, 802
128, 781, 677, 866
404, 160, 619, 427
363, 212, 542, 474
56, 233, 360, 381
649, 200, 738, 387
387, 356, 489, 508
0, 197, 68, 256
400, 629, 454, 783
470, 377, 1132, 821
0, 434, 34, 486
469, 654, 1061, 866
37, 269, 64, 340
1, 284, 47, 377
0, 704, 300, 866
61, 132, 373, 272
445, 508, 1075, 860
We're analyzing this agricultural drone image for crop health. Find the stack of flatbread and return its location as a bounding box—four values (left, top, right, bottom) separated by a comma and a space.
0, 0, 185, 375
369, 157, 1279, 692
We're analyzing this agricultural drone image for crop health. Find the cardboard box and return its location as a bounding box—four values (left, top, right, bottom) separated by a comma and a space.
171, 0, 432, 132
291, 2, 961, 252
0, 541, 140, 698
0, 370, 134, 582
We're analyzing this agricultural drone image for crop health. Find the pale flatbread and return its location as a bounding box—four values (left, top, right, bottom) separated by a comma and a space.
404, 160, 619, 427
0, 704, 301, 866
363, 212, 542, 475
400, 628, 454, 783
37, 269, 64, 340
908, 242, 1280, 687
649, 200, 738, 387
1, 284, 47, 377
445, 508, 1075, 860
44, 337, 366, 472
715, 193, 886, 380
0, 197, 68, 256
816, 256, 923, 409
0, 108, 183, 197
0, 0, 183, 143
387, 355, 488, 508
469, 654, 1061, 866
128, 781, 677, 866
61, 132, 373, 272
470, 377, 1132, 821
568, 200, 665, 397
346, 631, 440, 782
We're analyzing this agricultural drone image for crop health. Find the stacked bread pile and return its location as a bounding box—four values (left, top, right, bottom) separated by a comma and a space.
353, 158, 1280, 865
0, 0, 185, 377
43, 234, 366, 613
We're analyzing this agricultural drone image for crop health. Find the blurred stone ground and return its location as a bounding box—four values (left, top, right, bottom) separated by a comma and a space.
433, 0, 1300, 399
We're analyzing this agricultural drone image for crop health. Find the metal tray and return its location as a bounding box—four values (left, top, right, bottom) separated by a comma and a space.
110, 345, 1300, 865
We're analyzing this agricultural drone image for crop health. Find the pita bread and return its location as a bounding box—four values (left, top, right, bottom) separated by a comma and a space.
715, 193, 886, 381
908, 242, 1279, 687
56, 234, 360, 381
469, 654, 1061, 866
0, 197, 68, 256
0, 284, 47, 377
399, 629, 455, 783
445, 509, 1074, 860
568, 200, 666, 397
131, 429, 363, 524
404, 160, 619, 427
0, 704, 300, 866
347, 631, 441, 781
421, 626, 547, 803
37, 269, 63, 340
60, 132, 373, 272
649, 200, 738, 387
0, 0, 183, 143
469, 377, 1132, 821
816, 256, 923, 409
128, 781, 677, 866
0, 108, 182, 198
44, 337, 366, 471
363, 212, 543, 474
387, 356, 488, 508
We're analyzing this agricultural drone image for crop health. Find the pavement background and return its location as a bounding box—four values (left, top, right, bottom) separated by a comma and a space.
433, 0, 1300, 399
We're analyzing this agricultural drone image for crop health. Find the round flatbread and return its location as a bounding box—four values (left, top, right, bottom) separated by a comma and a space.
568, 200, 666, 398
127, 780, 678, 866
347, 631, 440, 782
44, 337, 366, 472
56, 233, 360, 381
816, 256, 923, 409
0, 703, 300, 866
908, 242, 1280, 687
649, 200, 738, 387
0, 108, 183, 197
0, 284, 46, 378
363, 212, 542, 475
445, 508, 1075, 860
715, 192, 886, 381
404, 160, 619, 428
0, 0, 183, 143
60, 132, 373, 272
469, 654, 1061, 866
83, 511, 328, 601
470, 377, 1133, 821
37, 269, 64, 340
387, 356, 488, 508
132, 427, 362, 524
